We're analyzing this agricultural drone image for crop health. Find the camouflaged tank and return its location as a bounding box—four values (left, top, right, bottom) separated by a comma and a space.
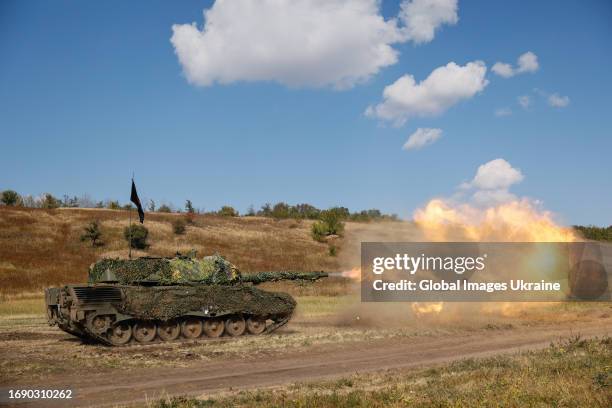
44, 254, 327, 346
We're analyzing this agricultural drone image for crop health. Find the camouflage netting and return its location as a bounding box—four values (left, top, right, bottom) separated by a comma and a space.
118, 285, 296, 321
89, 254, 241, 285
242, 271, 328, 284
89, 254, 327, 286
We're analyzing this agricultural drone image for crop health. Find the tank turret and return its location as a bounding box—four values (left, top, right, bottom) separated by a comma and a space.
44, 254, 327, 346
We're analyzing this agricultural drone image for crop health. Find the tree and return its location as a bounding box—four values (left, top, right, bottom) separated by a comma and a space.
218, 206, 238, 217
1, 190, 20, 206
124, 224, 149, 249
295, 203, 320, 219
148, 199, 156, 212
107, 200, 121, 210
271, 202, 290, 219
158, 204, 172, 213
80, 220, 103, 247
258, 203, 272, 217
41, 193, 60, 209
246, 205, 256, 216
185, 200, 195, 214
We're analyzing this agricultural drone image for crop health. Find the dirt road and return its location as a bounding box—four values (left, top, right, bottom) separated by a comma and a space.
2, 318, 610, 407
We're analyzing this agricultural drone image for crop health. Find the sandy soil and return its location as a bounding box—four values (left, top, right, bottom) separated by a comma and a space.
1, 308, 611, 407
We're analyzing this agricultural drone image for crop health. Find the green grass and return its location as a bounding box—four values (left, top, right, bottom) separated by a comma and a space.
149, 336, 612, 408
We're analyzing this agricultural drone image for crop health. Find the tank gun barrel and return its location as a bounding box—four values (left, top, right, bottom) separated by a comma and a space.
241, 271, 328, 285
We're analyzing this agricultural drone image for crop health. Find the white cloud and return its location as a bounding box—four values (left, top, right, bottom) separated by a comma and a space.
491, 62, 514, 78
518, 95, 531, 109
517, 51, 539, 73
495, 107, 512, 117
459, 158, 524, 206
470, 158, 524, 190
471, 189, 518, 206
366, 61, 488, 125
548, 93, 570, 107
492, 51, 539, 78
170, 0, 458, 89
399, 0, 458, 44
403, 128, 442, 150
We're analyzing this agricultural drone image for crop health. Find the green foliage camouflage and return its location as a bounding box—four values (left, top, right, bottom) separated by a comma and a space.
118, 285, 296, 321
89, 254, 241, 285
89, 254, 327, 287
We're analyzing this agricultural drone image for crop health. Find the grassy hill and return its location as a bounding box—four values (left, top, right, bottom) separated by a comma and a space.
0, 207, 341, 297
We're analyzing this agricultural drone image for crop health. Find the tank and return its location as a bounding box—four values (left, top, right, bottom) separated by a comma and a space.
44, 254, 327, 346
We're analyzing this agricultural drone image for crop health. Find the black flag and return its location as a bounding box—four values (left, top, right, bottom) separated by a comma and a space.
130, 180, 145, 223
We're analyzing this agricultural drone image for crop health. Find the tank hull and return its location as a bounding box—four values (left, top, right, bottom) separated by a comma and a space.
45, 284, 296, 346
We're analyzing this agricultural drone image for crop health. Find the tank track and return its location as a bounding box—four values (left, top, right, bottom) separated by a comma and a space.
69, 313, 292, 346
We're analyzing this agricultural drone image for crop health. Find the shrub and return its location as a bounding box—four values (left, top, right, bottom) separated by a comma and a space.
173, 218, 186, 235
320, 209, 345, 236
218, 206, 238, 217
41, 193, 60, 209
184, 212, 196, 225
80, 220, 103, 247
311, 221, 329, 242
328, 245, 337, 257
124, 224, 149, 249
271, 202, 291, 219
1, 190, 20, 206
158, 204, 172, 213
107, 200, 121, 210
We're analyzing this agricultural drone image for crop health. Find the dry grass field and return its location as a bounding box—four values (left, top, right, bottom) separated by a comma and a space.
0, 206, 610, 407
0, 207, 342, 297
150, 335, 612, 408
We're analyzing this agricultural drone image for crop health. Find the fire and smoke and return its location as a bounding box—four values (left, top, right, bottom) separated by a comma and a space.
414, 198, 577, 243
408, 194, 577, 316
339, 159, 580, 322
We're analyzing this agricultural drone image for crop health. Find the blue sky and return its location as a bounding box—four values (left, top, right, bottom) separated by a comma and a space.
0, 0, 610, 225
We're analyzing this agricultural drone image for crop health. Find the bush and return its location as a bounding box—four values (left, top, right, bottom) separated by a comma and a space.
218, 206, 238, 217
311, 221, 329, 242
328, 245, 337, 257
107, 200, 121, 210
41, 193, 60, 209
172, 218, 186, 235
158, 204, 172, 213
1, 190, 21, 206
184, 212, 196, 225
80, 220, 103, 247
124, 224, 149, 249
320, 209, 345, 236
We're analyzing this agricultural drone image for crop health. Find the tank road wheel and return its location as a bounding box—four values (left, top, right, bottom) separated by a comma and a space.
225, 315, 246, 337
181, 318, 203, 339
133, 321, 157, 343
246, 316, 266, 335
203, 318, 224, 338
108, 322, 132, 345
157, 320, 181, 341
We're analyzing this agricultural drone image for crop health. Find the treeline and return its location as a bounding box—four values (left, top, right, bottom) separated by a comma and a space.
0, 189, 398, 223
573, 225, 612, 242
